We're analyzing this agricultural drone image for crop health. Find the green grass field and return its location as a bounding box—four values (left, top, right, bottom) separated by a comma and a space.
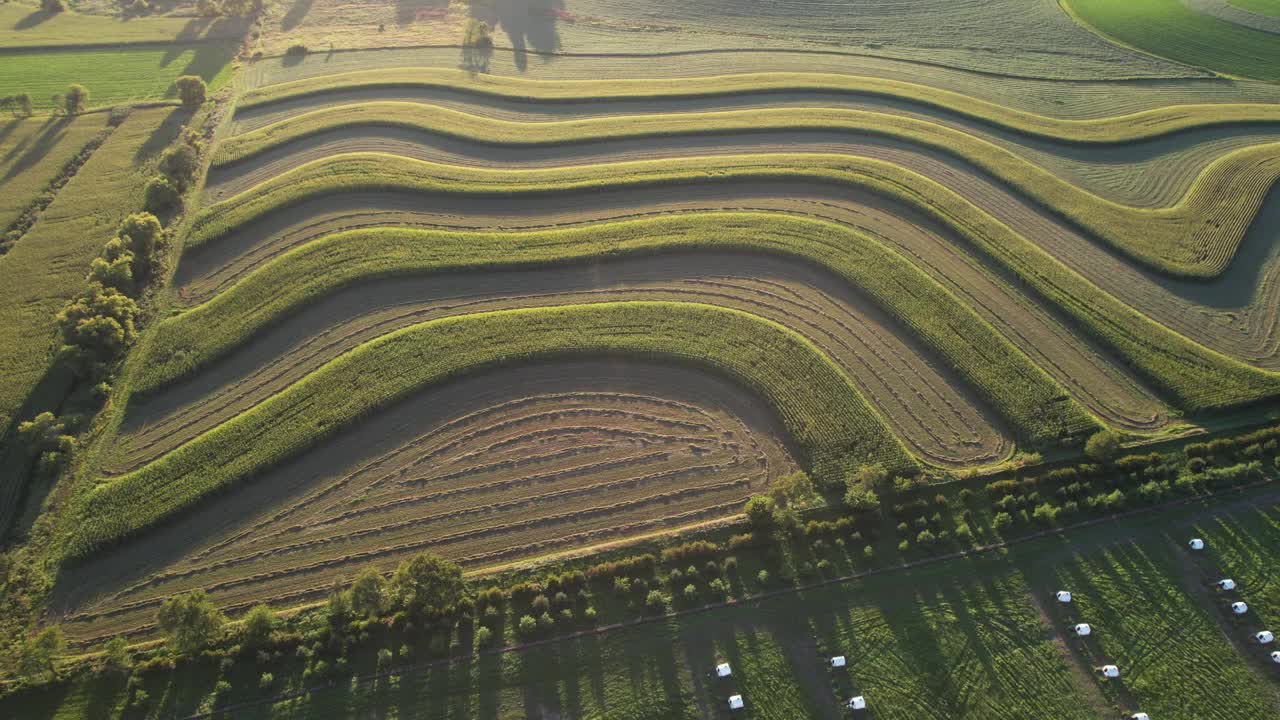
1033, 538, 1280, 717
0, 44, 238, 111
1229, 0, 1280, 17
0, 113, 108, 231
1066, 0, 1280, 82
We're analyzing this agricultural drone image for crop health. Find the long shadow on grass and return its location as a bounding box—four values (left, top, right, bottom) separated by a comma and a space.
2, 115, 70, 181
13, 9, 56, 31
281, 0, 315, 32
134, 106, 187, 163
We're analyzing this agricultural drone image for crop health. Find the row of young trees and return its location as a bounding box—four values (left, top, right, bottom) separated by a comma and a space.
0, 94, 34, 117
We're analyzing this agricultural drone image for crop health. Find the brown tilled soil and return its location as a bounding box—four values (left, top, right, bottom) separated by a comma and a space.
55, 361, 796, 646
177, 181, 1170, 432
119, 252, 1012, 471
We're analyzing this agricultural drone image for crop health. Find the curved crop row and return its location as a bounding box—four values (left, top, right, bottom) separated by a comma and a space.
142, 214, 1092, 454
67, 302, 912, 558
236, 69, 1280, 145
211, 103, 1280, 277
182, 153, 1280, 414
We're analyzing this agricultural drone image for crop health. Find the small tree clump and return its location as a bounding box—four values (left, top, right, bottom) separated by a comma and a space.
743, 495, 776, 532
462, 18, 493, 47
1085, 430, 1122, 462
240, 604, 276, 647
157, 590, 225, 654
64, 84, 88, 115
174, 75, 207, 110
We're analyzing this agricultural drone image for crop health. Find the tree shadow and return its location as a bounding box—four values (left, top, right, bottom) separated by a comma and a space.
397, 0, 448, 26
14, 9, 57, 31
460, 44, 494, 75
281, 0, 315, 32
0, 117, 24, 149
3, 116, 71, 182
134, 106, 186, 163
469, 0, 563, 72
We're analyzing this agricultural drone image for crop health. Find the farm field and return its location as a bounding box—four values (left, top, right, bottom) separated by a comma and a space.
0, 112, 109, 233
1065, 0, 1280, 82
1229, 0, 1280, 17
0, 107, 182, 533
6, 0, 1280, 716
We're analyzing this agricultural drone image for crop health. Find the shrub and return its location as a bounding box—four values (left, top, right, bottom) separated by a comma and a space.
475, 626, 494, 646
897, 540, 910, 553
644, 590, 668, 614
756, 570, 770, 586
240, 604, 276, 647
259, 672, 273, 688
744, 495, 777, 531
516, 615, 537, 638
992, 512, 1013, 530
660, 541, 719, 565
160, 142, 201, 189
1085, 430, 1122, 462
144, 175, 182, 212
462, 18, 493, 47
157, 591, 224, 654
175, 76, 207, 109
1032, 503, 1060, 526
916, 529, 937, 545
286, 44, 309, 56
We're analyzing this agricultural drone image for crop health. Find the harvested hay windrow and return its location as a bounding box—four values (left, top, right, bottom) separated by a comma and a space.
145, 214, 1092, 452
56, 362, 797, 646
67, 302, 912, 558
211, 103, 1280, 277
236, 69, 1280, 145
117, 254, 1013, 472
185, 153, 1280, 414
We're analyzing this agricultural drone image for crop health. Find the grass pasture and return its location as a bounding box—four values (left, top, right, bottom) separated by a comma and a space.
0, 5, 245, 48
1066, 0, 1280, 82
1229, 0, 1280, 17
1035, 539, 1280, 718
0, 112, 109, 232
0, 44, 238, 111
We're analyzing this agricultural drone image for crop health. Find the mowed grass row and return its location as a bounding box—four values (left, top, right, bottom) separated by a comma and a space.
0, 44, 238, 110
67, 302, 911, 558
0, 107, 179, 532
1065, 0, 1280, 82
186, 153, 1280, 414
214, 102, 1280, 277
1042, 541, 1280, 718
148, 214, 1095, 448
0, 113, 109, 230
236, 68, 1280, 144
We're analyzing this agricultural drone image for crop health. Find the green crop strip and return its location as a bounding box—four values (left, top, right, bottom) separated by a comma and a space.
1066, 0, 1280, 82
145, 214, 1096, 448
67, 302, 911, 558
215, 102, 1280, 278
237, 68, 1280, 144
187, 153, 1280, 414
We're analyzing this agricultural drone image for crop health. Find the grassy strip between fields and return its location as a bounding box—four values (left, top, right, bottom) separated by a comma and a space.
147, 214, 1096, 448
187, 153, 1280, 414
67, 302, 912, 558
237, 68, 1280, 144
215, 102, 1280, 277
1066, 0, 1280, 82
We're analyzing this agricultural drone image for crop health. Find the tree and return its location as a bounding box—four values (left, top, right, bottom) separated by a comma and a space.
390, 553, 464, 615
349, 567, 386, 618
743, 495, 776, 532
41, 0, 67, 13
17, 93, 32, 116
17, 627, 64, 680
843, 484, 881, 512
56, 284, 140, 364
157, 590, 225, 654
849, 464, 892, 493
64, 84, 88, 115
144, 175, 181, 212
462, 18, 493, 47
240, 604, 276, 647
103, 636, 131, 673
174, 75, 206, 110
159, 142, 200, 188
1085, 430, 1121, 462
767, 471, 818, 510
88, 240, 135, 292
117, 212, 162, 280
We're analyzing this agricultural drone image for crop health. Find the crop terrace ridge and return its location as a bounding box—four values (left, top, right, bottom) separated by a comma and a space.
235, 68, 1280, 145
66, 301, 915, 558
183, 152, 1280, 414
212, 102, 1280, 278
